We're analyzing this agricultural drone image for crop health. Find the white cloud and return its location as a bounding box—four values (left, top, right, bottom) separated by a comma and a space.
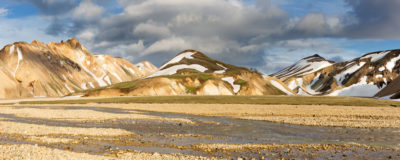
0, 8, 8, 17
73, 0, 105, 21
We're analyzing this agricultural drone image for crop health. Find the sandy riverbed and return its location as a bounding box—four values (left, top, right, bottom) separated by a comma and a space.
1, 103, 400, 159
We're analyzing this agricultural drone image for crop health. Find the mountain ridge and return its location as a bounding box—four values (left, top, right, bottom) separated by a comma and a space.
79, 49, 294, 97
271, 49, 400, 98
0, 38, 157, 98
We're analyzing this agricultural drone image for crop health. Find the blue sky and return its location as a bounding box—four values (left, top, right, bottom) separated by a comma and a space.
1, 0, 400, 74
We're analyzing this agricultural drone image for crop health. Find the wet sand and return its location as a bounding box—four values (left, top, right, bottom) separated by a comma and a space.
0, 104, 399, 159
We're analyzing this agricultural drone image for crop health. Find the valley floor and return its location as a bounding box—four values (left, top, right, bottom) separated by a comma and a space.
0, 96, 400, 159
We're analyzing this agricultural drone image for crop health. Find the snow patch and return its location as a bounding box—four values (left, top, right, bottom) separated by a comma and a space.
12, 47, 23, 78
64, 84, 73, 93
81, 83, 88, 90
104, 75, 112, 85
89, 82, 95, 88
273, 57, 333, 78
361, 51, 390, 62
160, 52, 195, 69
86, 60, 91, 65
386, 55, 400, 72
9, 45, 14, 54
145, 61, 153, 70
97, 55, 105, 61
124, 65, 136, 74
62, 74, 67, 80
379, 66, 385, 71
328, 76, 383, 97
287, 80, 298, 90
270, 80, 293, 95
297, 88, 310, 96
111, 72, 122, 82
214, 63, 227, 74
76, 50, 107, 87
136, 63, 145, 71
376, 74, 383, 78
334, 62, 366, 85
148, 64, 207, 78
221, 77, 240, 93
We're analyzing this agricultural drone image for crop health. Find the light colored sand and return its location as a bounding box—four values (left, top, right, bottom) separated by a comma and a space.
28, 136, 76, 144
0, 121, 131, 136
0, 144, 216, 160
104, 103, 400, 128
0, 107, 194, 123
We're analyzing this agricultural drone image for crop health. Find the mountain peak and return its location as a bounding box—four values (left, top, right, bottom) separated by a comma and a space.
271, 54, 334, 79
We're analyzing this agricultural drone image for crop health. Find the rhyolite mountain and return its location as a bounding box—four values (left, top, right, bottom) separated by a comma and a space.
0, 39, 157, 98
80, 49, 294, 97
271, 50, 400, 98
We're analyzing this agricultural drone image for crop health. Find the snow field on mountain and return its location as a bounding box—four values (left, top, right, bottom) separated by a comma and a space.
221, 77, 240, 93
386, 55, 400, 72
270, 80, 293, 95
9, 45, 14, 54
160, 52, 195, 69
361, 51, 390, 62
214, 63, 227, 74
148, 64, 207, 78
328, 76, 383, 97
274, 57, 332, 78
334, 62, 366, 85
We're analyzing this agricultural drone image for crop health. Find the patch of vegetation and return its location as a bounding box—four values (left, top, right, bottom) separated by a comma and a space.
54, 72, 66, 82
47, 82, 60, 95
111, 81, 136, 89
69, 79, 81, 89
265, 84, 286, 95
18, 95, 400, 107
0, 103, 15, 105
234, 79, 248, 86
163, 73, 215, 83
40, 81, 49, 95
185, 86, 201, 94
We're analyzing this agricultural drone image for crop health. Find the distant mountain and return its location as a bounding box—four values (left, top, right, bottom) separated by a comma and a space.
82, 49, 293, 96
0, 39, 157, 98
271, 50, 400, 98
270, 54, 334, 79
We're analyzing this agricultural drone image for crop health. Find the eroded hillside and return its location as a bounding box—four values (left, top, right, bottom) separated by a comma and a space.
83, 49, 293, 96
271, 50, 400, 98
0, 39, 157, 98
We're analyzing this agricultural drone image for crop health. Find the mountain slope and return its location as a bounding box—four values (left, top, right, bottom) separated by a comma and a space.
270, 54, 334, 79
0, 39, 157, 98
271, 50, 400, 97
83, 49, 293, 97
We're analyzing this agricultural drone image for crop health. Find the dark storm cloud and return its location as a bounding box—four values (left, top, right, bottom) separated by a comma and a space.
343, 0, 400, 39
45, 18, 69, 36
20, 0, 78, 15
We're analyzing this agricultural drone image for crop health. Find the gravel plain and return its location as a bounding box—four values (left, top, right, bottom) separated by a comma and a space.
1, 103, 400, 159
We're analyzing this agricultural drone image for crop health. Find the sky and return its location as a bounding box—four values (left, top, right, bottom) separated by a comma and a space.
1, 0, 400, 74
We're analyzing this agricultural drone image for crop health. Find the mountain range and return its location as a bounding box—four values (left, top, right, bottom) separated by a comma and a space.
1, 38, 400, 100
271, 50, 400, 99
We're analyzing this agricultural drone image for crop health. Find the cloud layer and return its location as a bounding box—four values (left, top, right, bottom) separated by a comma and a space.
4, 0, 400, 74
